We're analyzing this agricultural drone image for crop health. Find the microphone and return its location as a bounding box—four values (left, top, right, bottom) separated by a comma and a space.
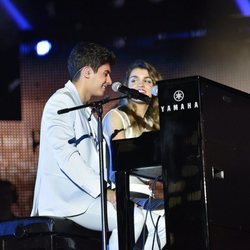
111, 82, 151, 104
151, 85, 158, 96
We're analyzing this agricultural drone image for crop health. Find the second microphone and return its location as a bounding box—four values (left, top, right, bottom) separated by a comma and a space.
111, 82, 151, 104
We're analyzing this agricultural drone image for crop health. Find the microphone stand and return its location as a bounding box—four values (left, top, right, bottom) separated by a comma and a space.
58, 95, 127, 250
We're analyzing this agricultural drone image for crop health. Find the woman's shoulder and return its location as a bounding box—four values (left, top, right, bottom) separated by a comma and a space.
105, 107, 127, 119
103, 107, 131, 130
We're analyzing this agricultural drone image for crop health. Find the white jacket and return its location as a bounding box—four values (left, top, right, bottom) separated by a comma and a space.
31, 80, 108, 217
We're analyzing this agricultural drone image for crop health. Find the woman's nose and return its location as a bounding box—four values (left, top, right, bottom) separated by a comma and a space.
137, 80, 145, 86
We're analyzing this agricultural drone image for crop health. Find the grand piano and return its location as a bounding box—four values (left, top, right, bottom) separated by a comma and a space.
111, 76, 250, 250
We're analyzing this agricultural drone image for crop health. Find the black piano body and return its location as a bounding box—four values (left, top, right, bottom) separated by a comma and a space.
111, 131, 163, 249
111, 75, 250, 250
111, 130, 162, 179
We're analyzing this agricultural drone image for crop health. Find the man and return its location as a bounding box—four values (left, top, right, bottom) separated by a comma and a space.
31, 42, 144, 249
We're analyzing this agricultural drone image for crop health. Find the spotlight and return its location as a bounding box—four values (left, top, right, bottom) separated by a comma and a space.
235, 0, 250, 16
35, 40, 52, 56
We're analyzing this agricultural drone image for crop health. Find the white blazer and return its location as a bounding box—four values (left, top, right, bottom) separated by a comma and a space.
31, 81, 108, 217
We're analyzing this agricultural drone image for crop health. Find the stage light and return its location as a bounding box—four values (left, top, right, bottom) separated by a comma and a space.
235, 0, 250, 16
0, 0, 32, 30
35, 40, 52, 56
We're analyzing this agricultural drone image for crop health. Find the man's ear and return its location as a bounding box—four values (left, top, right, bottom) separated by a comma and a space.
81, 66, 93, 79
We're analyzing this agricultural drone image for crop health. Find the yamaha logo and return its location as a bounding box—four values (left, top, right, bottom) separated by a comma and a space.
160, 89, 199, 112
173, 90, 184, 102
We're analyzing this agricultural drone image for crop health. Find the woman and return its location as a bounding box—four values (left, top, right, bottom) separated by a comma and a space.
103, 59, 166, 250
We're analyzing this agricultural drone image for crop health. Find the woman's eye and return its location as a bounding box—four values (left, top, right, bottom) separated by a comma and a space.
145, 79, 153, 85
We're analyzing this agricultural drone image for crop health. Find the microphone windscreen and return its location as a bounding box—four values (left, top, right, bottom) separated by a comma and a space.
111, 82, 121, 92
151, 85, 158, 96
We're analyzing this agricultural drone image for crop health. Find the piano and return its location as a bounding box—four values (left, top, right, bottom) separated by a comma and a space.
111, 131, 163, 249
111, 130, 162, 179
111, 76, 250, 250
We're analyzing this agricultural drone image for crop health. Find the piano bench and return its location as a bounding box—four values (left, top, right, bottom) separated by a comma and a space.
0, 216, 106, 250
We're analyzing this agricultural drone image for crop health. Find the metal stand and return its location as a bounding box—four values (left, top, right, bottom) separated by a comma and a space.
95, 102, 108, 249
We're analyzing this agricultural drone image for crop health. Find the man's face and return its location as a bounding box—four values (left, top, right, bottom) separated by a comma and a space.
89, 64, 112, 97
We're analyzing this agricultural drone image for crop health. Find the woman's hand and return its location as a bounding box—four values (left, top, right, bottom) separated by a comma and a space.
148, 181, 164, 199
107, 188, 116, 209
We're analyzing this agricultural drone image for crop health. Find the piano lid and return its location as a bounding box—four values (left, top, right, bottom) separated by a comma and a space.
111, 131, 162, 179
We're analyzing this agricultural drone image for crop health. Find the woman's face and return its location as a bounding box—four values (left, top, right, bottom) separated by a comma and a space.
127, 68, 154, 98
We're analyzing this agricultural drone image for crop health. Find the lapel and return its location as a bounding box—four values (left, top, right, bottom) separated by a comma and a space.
64, 81, 109, 180
64, 81, 98, 148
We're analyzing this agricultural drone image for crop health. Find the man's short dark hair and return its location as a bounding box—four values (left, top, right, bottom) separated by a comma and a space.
67, 42, 116, 81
